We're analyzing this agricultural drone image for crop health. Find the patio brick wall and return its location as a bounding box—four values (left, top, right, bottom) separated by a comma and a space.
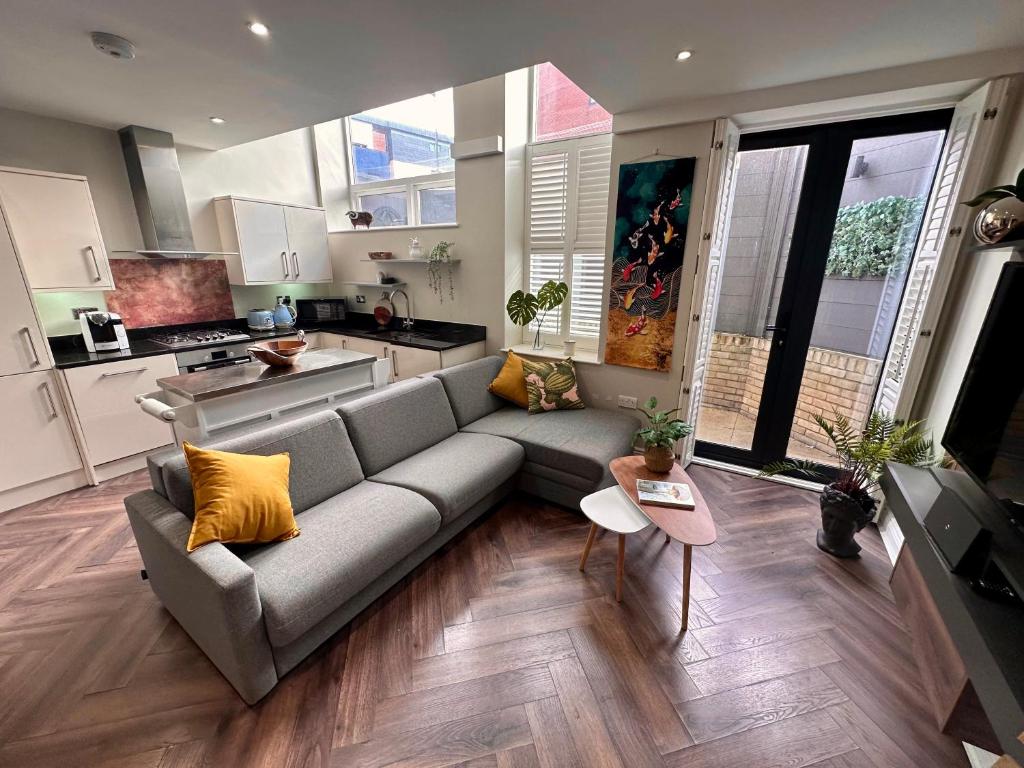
704, 333, 883, 455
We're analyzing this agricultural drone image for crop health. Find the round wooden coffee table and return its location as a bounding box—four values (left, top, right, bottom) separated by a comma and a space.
609, 455, 717, 632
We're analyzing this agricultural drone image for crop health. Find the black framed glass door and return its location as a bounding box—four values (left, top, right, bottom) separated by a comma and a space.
694, 109, 952, 473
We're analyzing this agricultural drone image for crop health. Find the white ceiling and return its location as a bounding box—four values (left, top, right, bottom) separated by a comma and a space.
1, 0, 1022, 149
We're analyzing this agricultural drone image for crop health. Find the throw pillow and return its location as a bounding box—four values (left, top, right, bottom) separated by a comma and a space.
521, 357, 585, 414
488, 350, 529, 408
183, 442, 300, 552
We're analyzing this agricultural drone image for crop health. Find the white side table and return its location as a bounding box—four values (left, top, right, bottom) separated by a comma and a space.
578, 485, 651, 601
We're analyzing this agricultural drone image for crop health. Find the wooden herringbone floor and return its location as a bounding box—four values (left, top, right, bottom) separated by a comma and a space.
0, 466, 970, 767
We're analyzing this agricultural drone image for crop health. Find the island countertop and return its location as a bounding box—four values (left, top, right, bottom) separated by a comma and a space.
156, 348, 376, 402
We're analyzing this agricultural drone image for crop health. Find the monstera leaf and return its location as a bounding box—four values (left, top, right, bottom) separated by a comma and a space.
536, 280, 569, 311
506, 290, 539, 326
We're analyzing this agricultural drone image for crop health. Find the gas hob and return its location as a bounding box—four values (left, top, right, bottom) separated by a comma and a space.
148, 328, 251, 349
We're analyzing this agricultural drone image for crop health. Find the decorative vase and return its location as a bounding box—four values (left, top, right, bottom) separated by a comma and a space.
643, 444, 675, 473
408, 237, 424, 260
974, 197, 1024, 244
532, 326, 544, 350
817, 485, 877, 558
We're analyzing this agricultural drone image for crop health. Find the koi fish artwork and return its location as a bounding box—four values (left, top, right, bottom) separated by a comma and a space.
604, 156, 696, 371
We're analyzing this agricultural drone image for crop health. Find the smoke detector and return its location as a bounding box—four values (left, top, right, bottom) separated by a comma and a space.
91, 32, 136, 60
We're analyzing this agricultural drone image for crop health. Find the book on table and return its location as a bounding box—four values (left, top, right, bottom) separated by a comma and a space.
636, 479, 695, 509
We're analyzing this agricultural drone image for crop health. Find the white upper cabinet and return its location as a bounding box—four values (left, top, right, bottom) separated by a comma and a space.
215, 196, 332, 285
0, 209, 51, 376
0, 168, 113, 290
284, 205, 332, 282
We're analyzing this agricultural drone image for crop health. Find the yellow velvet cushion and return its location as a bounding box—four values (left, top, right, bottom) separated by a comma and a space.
488, 350, 529, 408
183, 442, 300, 553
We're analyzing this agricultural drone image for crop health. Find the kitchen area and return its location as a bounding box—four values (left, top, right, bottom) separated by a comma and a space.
0, 124, 485, 512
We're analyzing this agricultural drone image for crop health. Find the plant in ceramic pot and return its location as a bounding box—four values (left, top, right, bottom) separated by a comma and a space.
635, 397, 693, 473
506, 281, 568, 350
963, 166, 1024, 244
759, 410, 933, 558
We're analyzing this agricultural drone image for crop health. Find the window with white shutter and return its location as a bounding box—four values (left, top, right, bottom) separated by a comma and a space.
525, 134, 612, 348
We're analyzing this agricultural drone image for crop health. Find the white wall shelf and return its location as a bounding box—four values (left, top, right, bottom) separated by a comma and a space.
358, 258, 461, 264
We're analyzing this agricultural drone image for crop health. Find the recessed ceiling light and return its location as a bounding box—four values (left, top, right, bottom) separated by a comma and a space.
247, 21, 270, 37
675, 50, 693, 61
209, 116, 225, 124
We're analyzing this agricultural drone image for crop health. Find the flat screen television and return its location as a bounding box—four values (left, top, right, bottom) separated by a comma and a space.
943, 260, 1024, 529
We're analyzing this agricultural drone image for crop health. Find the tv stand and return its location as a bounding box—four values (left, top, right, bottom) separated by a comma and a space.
882, 462, 1024, 763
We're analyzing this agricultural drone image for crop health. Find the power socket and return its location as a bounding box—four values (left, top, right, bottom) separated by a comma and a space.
617, 395, 638, 409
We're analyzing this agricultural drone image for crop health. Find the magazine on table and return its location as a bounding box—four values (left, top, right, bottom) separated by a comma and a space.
636, 479, 695, 509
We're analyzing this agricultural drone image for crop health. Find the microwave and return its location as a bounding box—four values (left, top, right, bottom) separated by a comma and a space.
296, 297, 347, 323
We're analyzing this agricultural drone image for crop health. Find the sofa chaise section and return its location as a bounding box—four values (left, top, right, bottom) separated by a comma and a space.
433, 355, 640, 507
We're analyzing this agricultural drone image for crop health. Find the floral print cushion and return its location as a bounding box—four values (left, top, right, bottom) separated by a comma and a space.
520, 358, 585, 414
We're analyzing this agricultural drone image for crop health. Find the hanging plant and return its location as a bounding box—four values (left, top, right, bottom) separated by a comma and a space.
427, 241, 456, 302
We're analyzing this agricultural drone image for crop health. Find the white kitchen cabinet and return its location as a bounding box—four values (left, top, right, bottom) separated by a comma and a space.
216, 196, 332, 285
384, 344, 442, 382
0, 370, 82, 492
62, 355, 178, 466
0, 168, 113, 290
284, 205, 331, 282
0, 209, 50, 375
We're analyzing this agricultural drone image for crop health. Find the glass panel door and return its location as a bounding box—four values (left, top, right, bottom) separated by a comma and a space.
786, 131, 946, 463
694, 111, 951, 474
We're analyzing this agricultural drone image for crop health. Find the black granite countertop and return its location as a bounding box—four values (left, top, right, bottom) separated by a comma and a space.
49, 314, 486, 369
157, 348, 377, 402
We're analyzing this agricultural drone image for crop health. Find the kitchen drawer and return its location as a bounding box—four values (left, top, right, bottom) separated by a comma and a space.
63, 355, 178, 465
324, 334, 387, 358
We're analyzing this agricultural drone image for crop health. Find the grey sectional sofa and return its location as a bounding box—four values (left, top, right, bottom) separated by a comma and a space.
125, 355, 639, 703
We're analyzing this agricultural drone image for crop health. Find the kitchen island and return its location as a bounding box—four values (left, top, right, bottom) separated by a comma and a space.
137, 348, 384, 444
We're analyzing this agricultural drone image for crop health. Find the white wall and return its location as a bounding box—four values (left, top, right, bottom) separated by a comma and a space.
324, 75, 511, 355
913, 88, 1024, 443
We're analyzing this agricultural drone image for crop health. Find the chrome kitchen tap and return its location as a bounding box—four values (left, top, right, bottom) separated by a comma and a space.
389, 289, 414, 329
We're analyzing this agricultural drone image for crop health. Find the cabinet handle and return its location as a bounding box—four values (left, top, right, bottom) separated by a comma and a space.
341, 339, 347, 350
86, 245, 102, 282
20, 327, 41, 366
100, 367, 148, 378
391, 349, 399, 378
281, 251, 290, 278
40, 382, 59, 419
292, 252, 300, 278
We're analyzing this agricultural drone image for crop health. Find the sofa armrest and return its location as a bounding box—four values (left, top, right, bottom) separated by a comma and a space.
124, 490, 277, 704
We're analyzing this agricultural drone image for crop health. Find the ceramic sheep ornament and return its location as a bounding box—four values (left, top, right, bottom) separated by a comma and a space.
346, 210, 373, 229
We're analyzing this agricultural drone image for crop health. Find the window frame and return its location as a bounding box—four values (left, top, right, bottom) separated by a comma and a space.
523, 132, 613, 351
529, 63, 614, 146
342, 98, 457, 228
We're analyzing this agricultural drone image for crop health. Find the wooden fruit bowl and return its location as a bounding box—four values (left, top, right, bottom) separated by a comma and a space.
248, 339, 308, 367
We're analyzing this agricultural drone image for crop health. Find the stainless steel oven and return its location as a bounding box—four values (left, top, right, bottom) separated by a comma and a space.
173, 341, 254, 374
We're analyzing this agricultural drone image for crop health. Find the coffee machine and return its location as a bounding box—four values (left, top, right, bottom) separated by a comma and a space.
80, 311, 130, 352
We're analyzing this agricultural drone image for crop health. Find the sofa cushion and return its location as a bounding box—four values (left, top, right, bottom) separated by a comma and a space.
463, 407, 640, 485
432, 356, 506, 427
150, 410, 363, 520
241, 481, 441, 647
521, 358, 585, 414
338, 377, 458, 476
370, 432, 524, 525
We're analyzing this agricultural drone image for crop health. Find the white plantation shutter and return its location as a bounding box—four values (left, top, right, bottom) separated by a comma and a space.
874, 78, 1013, 420
525, 135, 612, 346
681, 119, 741, 465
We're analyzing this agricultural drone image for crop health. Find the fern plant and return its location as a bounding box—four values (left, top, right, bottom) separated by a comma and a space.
759, 409, 933, 496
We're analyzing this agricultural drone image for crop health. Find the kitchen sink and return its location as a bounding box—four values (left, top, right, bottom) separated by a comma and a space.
366, 328, 439, 342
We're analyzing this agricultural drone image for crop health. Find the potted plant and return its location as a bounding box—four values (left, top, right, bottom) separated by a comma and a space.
506, 281, 568, 350
427, 241, 455, 302
635, 397, 693, 473
963, 166, 1024, 244
759, 410, 933, 558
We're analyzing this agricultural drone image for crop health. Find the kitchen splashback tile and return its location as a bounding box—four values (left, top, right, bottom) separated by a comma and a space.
105, 259, 235, 328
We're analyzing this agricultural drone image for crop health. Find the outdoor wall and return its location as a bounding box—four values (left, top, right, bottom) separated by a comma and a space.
704, 332, 881, 454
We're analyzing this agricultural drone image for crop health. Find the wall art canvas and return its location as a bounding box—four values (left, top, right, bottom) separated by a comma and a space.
604, 156, 696, 371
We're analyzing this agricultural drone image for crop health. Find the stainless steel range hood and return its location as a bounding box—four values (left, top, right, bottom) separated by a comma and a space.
117, 125, 234, 259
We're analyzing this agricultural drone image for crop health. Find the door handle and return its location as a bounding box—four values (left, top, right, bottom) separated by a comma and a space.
292, 252, 300, 278
86, 245, 102, 282
391, 349, 399, 378
341, 338, 347, 350
764, 324, 787, 333
100, 367, 148, 378
20, 327, 41, 366
40, 382, 59, 419
281, 251, 290, 278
